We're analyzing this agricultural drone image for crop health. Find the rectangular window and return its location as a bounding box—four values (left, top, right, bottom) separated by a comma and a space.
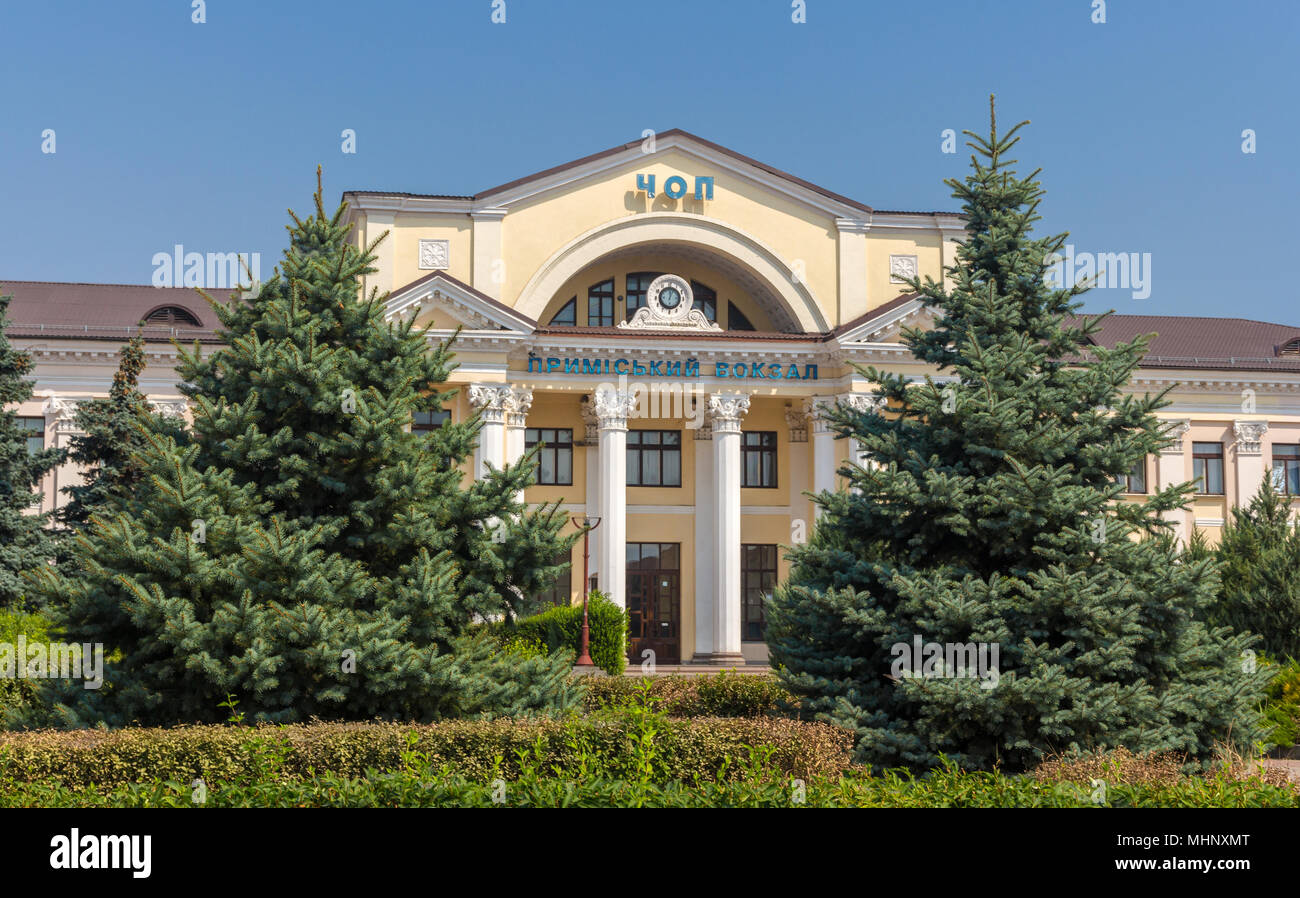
1120, 458, 1147, 494
412, 409, 451, 432
627, 430, 681, 487
529, 552, 572, 607
524, 427, 574, 486
625, 272, 662, 321
1193, 442, 1225, 495
587, 280, 615, 328
1273, 444, 1300, 496
741, 544, 777, 642
17, 417, 44, 454
741, 431, 778, 488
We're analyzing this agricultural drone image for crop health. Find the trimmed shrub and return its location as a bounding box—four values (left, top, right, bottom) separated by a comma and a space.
505, 591, 627, 675
1262, 656, 1300, 752
0, 715, 851, 789
583, 672, 793, 717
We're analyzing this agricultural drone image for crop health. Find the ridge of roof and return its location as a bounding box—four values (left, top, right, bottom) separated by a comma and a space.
344, 128, 964, 219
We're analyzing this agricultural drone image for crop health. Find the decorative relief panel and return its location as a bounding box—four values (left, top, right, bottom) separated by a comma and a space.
418, 239, 450, 271
889, 254, 919, 284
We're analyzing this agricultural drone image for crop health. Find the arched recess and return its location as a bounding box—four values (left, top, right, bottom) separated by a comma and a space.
514, 212, 830, 333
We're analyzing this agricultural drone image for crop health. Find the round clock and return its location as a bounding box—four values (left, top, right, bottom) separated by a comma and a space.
658, 286, 681, 309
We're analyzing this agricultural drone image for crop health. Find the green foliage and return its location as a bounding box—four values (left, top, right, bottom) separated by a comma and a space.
0, 610, 56, 724
0, 713, 851, 790
767, 98, 1269, 771
0, 725, 1292, 808
1261, 656, 1300, 750
583, 671, 792, 717
0, 288, 64, 610
502, 591, 627, 675
25, 172, 577, 726
1200, 477, 1300, 660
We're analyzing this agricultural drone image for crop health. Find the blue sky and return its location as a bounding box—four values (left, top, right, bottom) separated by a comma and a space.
1, 0, 1295, 321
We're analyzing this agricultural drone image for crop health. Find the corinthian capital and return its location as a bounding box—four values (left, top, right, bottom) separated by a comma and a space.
468, 383, 512, 424
707, 391, 751, 435
503, 386, 533, 427
1233, 420, 1269, 456
593, 387, 637, 430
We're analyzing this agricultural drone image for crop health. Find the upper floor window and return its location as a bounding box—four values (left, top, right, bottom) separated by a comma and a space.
413, 409, 451, 433
727, 302, 755, 332
587, 279, 615, 328
625, 272, 662, 321
525, 428, 574, 485
627, 430, 681, 487
741, 431, 778, 488
691, 281, 717, 322
1193, 442, 1224, 495
1273, 444, 1300, 496
17, 417, 44, 454
1119, 458, 1147, 494
549, 297, 577, 326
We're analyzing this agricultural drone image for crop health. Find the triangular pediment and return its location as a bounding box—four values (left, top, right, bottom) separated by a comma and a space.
385, 271, 536, 334
836, 295, 935, 344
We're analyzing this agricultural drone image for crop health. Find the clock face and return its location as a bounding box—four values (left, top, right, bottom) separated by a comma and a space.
659, 287, 681, 309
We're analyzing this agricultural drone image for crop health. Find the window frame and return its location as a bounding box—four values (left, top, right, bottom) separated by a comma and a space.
524, 427, 575, 486
16, 417, 45, 455
624, 271, 663, 321
1120, 457, 1148, 494
741, 543, 777, 643
1273, 444, 1300, 496
626, 429, 682, 488
1192, 441, 1225, 495
587, 279, 615, 328
549, 296, 577, 326
741, 430, 779, 489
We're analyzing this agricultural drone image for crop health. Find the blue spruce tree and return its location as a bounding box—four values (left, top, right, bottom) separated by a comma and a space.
28, 172, 577, 726
767, 100, 1269, 770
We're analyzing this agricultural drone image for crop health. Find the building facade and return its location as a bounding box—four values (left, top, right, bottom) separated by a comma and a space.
8, 130, 1300, 665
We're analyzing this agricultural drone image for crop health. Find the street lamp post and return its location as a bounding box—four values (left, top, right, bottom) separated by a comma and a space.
570, 514, 601, 668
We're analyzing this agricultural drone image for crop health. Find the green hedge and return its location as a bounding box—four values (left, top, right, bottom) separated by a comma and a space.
505, 591, 627, 675
0, 715, 850, 789
3, 758, 1295, 808
583, 672, 793, 717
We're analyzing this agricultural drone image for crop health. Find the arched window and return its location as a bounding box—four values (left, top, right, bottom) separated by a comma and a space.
727, 302, 755, 332
1281, 337, 1300, 356
549, 296, 577, 326
142, 305, 202, 327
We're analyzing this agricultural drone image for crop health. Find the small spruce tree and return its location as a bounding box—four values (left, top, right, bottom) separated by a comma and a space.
1198, 477, 1300, 660
57, 334, 182, 533
767, 99, 1269, 770
0, 287, 64, 609
29, 173, 577, 726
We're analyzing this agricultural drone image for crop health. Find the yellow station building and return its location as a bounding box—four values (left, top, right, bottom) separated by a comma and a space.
8, 130, 1300, 665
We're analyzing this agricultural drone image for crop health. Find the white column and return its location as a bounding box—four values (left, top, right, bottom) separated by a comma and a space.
1157, 419, 1192, 543
808, 396, 838, 517
580, 396, 601, 589
709, 391, 750, 664
692, 419, 715, 662
595, 388, 636, 609
503, 386, 533, 504
1233, 421, 1270, 507
468, 384, 509, 479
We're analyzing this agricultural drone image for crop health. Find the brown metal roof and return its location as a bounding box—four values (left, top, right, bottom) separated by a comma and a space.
1, 280, 228, 342
1076, 313, 1300, 373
